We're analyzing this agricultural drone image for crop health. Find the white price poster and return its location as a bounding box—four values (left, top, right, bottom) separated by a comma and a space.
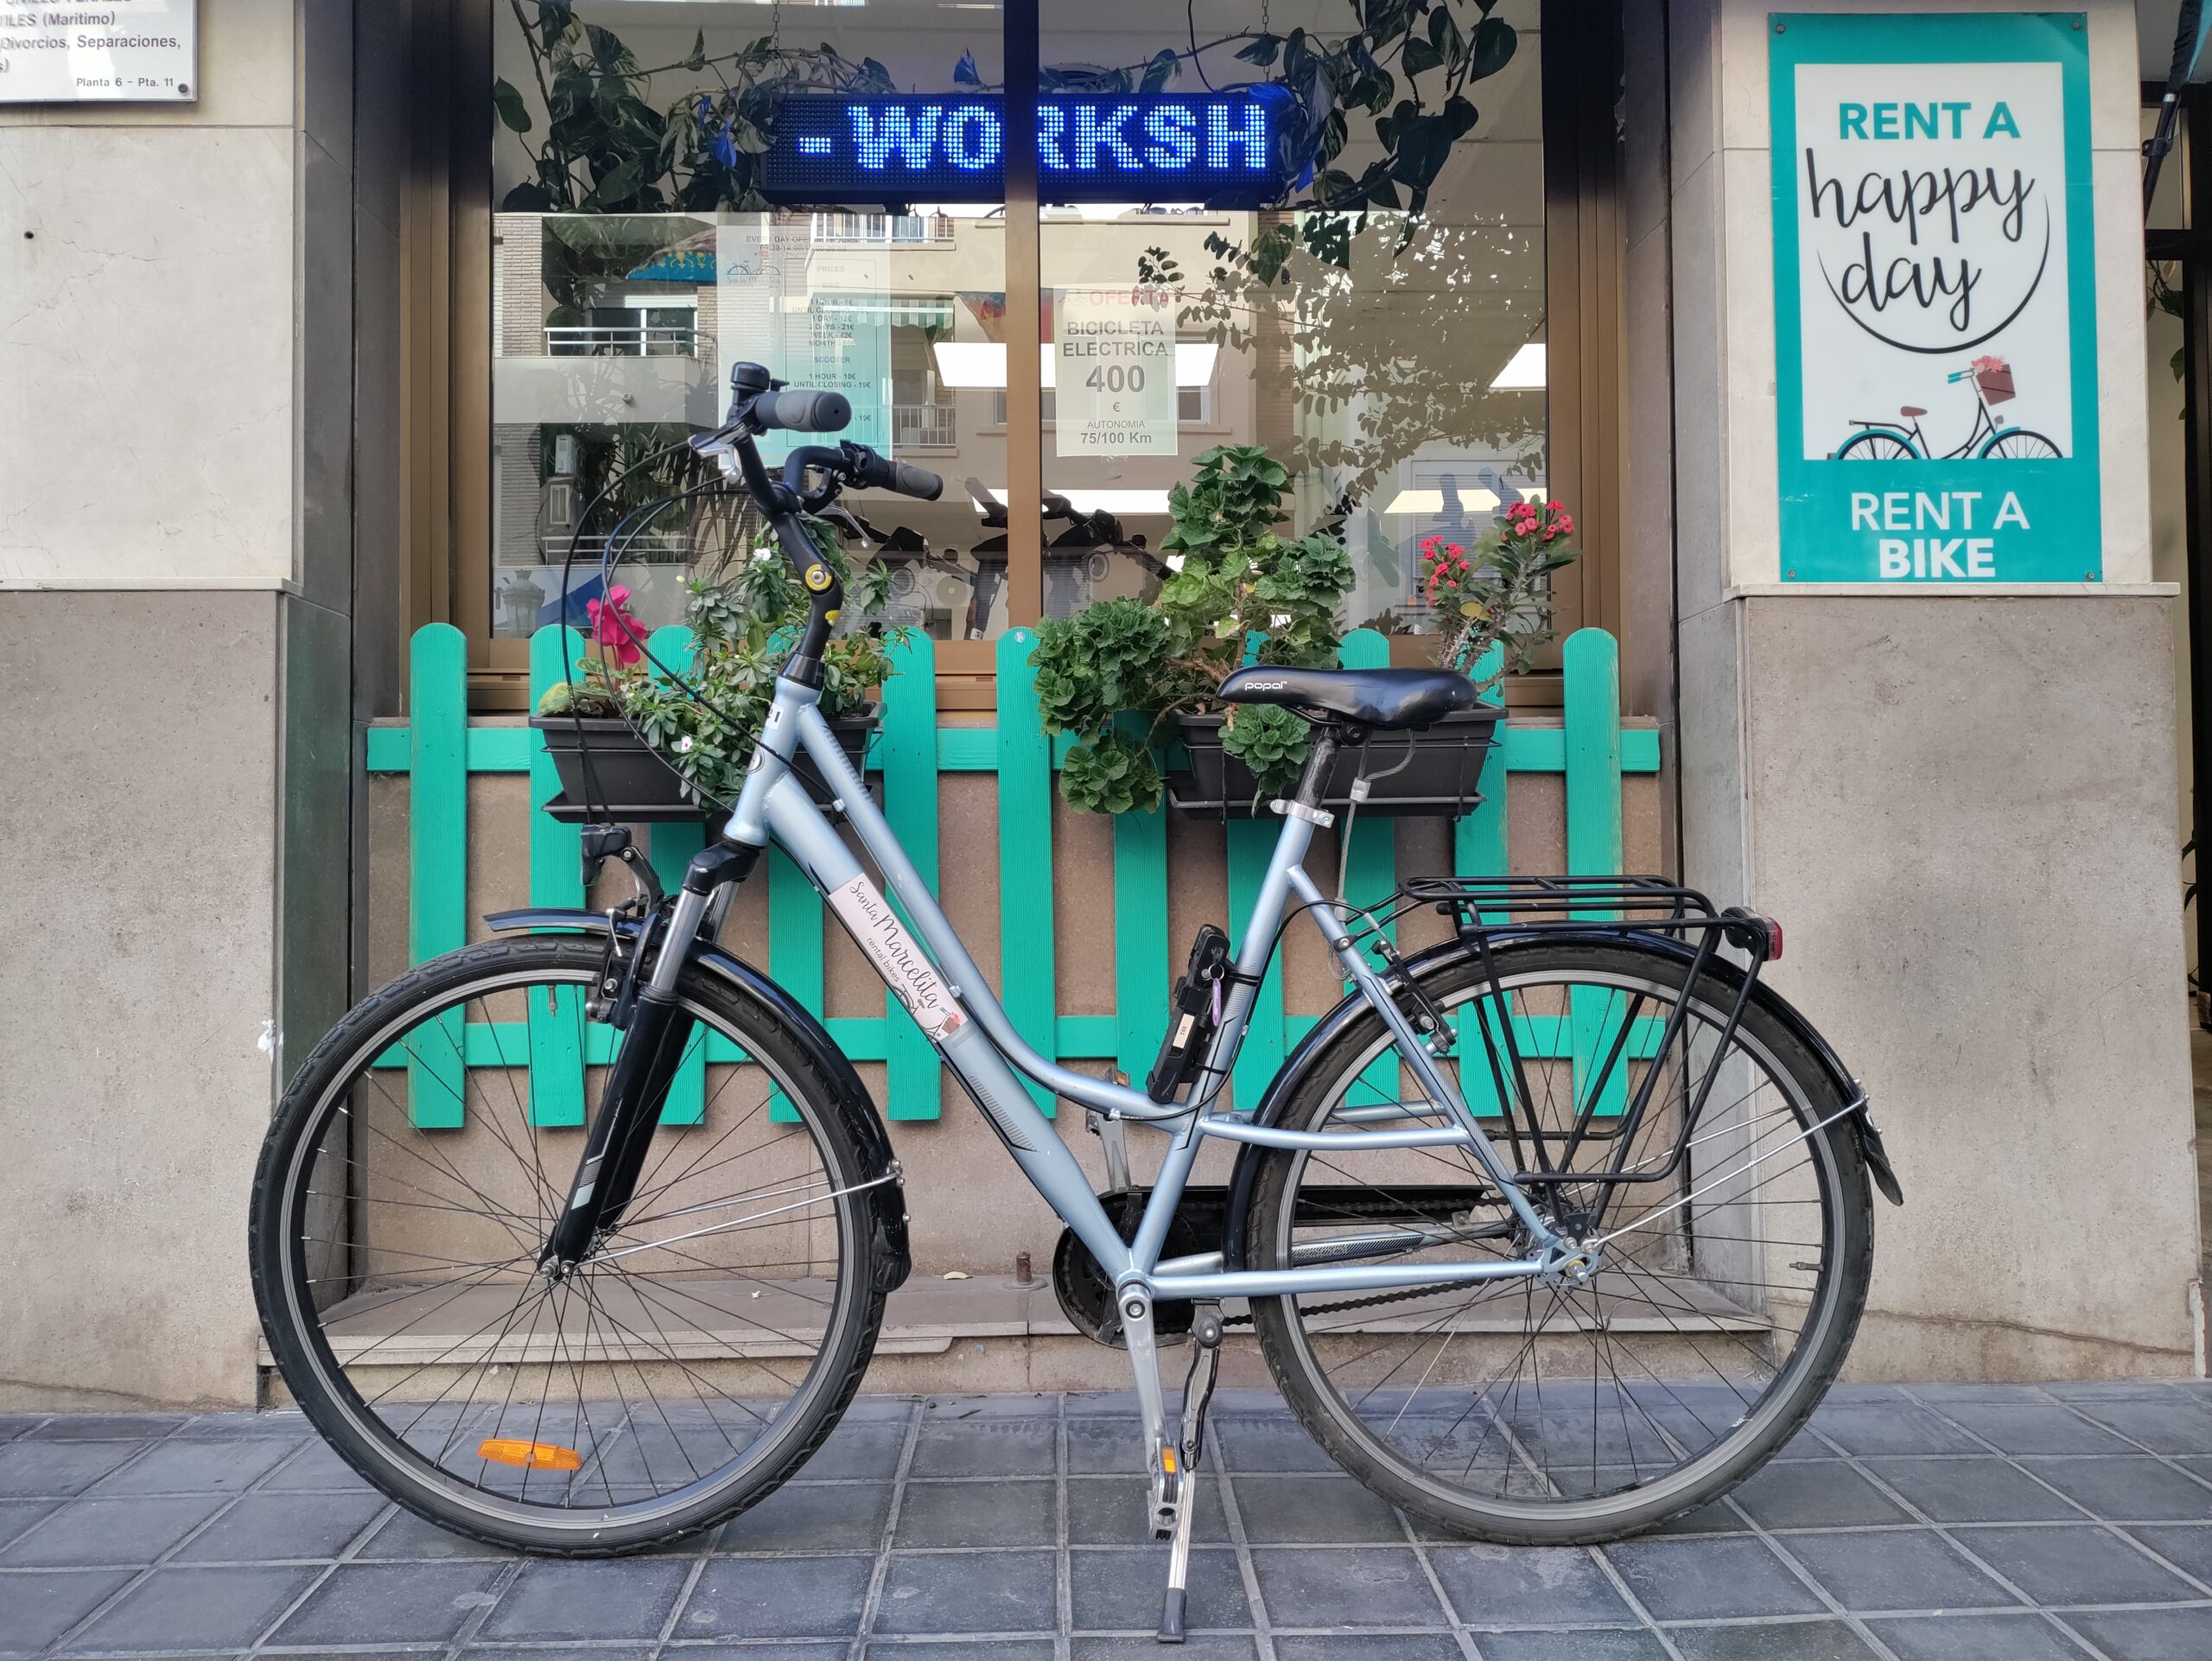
1055, 286, 1175, 456
715, 219, 890, 462
0, 1, 196, 104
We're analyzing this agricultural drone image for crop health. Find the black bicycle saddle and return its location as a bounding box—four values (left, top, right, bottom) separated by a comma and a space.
1217, 665, 1476, 729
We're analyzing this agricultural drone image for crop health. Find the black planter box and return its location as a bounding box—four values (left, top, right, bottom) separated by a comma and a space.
528, 710, 877, 824
1166, 703, 1503, 821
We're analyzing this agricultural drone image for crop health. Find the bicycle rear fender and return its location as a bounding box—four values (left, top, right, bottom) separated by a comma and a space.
484, 907, 913, 1292
1216, 931, 1900, 1272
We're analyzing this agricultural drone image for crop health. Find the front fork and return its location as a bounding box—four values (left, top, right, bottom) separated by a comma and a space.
541, 847, 758, 1274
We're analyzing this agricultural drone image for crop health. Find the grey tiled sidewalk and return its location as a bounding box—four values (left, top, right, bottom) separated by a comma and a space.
5, 1384, 2212, 1660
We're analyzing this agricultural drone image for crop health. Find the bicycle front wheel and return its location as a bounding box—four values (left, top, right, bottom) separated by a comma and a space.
1247, 939, 1872, 1543
250, 934, 889, 1556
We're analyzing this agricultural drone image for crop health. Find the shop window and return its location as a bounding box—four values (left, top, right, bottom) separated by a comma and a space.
447, 1, 1621, 698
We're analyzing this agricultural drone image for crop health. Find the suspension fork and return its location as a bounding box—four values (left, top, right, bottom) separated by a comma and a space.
540, 842, 761, 1272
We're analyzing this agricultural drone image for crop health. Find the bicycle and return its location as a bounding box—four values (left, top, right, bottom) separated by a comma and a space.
252, 360, 1903, 1641
1831, 359, 2060, 460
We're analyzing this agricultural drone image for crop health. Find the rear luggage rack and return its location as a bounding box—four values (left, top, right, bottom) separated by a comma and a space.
1341, 874, 1789, 1194
1351, 875, 1782, 961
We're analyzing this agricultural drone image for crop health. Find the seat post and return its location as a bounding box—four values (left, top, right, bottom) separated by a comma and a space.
1292, 722, 1359, 810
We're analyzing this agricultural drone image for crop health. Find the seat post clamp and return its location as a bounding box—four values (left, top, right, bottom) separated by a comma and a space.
1271, 799, 1336, 828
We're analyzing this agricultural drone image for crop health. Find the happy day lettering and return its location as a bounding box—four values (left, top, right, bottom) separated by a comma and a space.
1802, 100, 2038, 342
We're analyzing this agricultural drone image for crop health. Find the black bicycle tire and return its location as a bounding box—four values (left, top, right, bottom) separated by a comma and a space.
1245, 938, 1874, 1545
249, 934, 888, 1557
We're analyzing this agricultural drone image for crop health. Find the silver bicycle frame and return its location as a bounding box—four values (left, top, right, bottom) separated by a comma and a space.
702, 672, 1566, 1309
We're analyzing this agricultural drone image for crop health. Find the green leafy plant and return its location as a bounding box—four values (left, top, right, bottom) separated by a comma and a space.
1031, 445, 1354, 811
1420, 497, 1580, 681
1059, 729, 1161, 817
537, 519, 905, 809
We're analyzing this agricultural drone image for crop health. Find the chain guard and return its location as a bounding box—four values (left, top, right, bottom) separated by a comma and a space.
1052, 1188, 1211, 1347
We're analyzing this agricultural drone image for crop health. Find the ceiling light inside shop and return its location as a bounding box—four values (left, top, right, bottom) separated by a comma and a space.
1378, 485, 1549, 517
932, 342, 1218, 387
1489, 343, 1547, 390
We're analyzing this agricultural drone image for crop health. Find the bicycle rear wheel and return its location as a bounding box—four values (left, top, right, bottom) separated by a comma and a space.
1247, 939, 1872, 1543
250, 934, 890, 1555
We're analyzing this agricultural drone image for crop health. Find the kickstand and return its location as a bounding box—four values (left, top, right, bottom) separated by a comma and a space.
1158, 1303, 1224, 1645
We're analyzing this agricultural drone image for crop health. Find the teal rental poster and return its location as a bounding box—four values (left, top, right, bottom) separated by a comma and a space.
1770, 13, 2100, 583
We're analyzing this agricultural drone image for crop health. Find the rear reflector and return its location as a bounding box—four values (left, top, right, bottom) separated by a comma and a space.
478, 1438, 582, 1471
1760, 916, 1783, 961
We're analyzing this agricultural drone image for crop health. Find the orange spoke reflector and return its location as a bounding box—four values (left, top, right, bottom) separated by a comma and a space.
477, 1438, 583, 1471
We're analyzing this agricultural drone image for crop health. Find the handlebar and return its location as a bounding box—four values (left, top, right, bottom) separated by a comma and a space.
751, 388, 852, 433
683, 362, 946, 692
844, 444, 945, 502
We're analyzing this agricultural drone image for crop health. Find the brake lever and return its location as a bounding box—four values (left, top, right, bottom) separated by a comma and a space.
688, 424, 745, 470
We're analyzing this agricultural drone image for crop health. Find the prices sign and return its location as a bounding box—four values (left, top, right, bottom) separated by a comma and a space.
1056, 286, 1176, 457
1770, 13, 2099, 583
0, 1, 197, 104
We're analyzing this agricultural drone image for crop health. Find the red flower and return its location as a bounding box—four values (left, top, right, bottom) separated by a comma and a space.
586, 583, 644, 666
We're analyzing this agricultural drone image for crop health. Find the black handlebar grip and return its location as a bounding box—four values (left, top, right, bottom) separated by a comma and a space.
884, 459, 944, 501
847, 445, 945, 501
752, 389, 852, 433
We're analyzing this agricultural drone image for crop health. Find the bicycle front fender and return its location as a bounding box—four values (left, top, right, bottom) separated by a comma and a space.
483, 907, 913, 1291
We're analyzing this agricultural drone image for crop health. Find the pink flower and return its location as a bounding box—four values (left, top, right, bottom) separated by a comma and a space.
586, 583, 644, 666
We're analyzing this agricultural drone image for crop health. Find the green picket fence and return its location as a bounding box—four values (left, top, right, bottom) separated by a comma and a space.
366, 623, 1659, 1127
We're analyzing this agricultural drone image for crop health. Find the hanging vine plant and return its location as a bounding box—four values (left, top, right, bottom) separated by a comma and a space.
495, 0, 896, 213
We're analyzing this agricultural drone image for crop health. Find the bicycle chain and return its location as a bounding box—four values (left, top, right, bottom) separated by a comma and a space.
1217, 1278, 1458, 1327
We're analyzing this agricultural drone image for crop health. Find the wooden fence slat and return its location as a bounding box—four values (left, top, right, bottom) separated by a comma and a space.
1449, 641, 1511, 1112
766, 847, 823, 1124
1453, 641, 1510, 901
365, 720, 1657, 777
1226, 819, 1286, 1111
995, 630, 1057, 1112
1111, 805, 1170, 1089
879, 633, 942, 1120
1563, 628, 1628, 1117
1336, 628, 1398, 925
1336, 628, 1400, 1102
524, 627, 590, 1128
408, 624, 469, 1129
646, 624, 706, 1127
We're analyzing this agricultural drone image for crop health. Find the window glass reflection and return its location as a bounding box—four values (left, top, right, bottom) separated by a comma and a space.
1038, 1, 1547, 640
490, 2, 1010, 641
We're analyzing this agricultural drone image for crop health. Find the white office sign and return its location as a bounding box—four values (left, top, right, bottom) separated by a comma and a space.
0, 1, 197, 105
1055, 285, 1175, 456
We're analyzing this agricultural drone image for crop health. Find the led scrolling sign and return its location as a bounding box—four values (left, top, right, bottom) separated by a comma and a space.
762, 91, 1294, 206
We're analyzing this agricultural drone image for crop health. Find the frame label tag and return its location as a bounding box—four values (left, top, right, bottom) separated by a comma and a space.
826, 875, 967, 1041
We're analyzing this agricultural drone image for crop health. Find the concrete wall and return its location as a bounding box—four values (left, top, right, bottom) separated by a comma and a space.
1656, 0, 2202, 1377
0, 0, 385, 1408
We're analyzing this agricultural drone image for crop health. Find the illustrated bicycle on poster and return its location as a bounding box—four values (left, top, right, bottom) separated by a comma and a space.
1830, 356, 2063, 461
